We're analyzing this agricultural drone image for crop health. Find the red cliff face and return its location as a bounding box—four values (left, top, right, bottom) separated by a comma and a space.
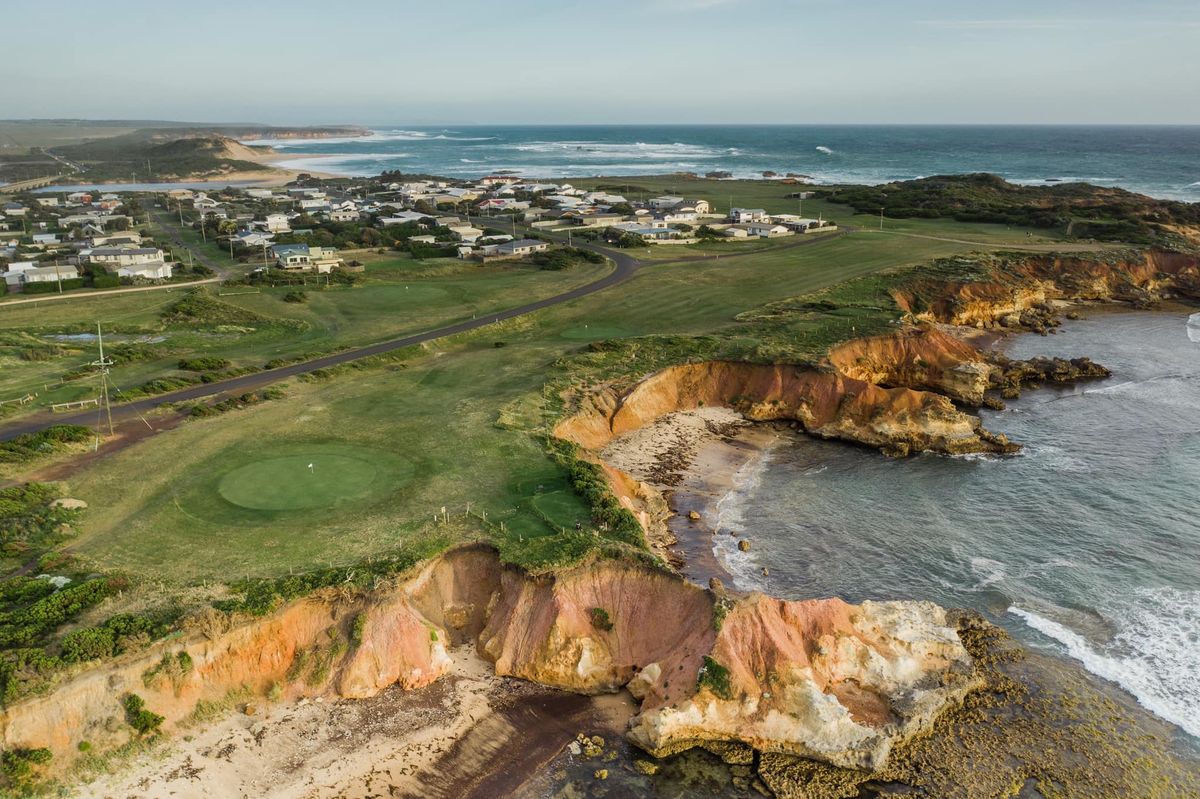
0, 546, 976, 779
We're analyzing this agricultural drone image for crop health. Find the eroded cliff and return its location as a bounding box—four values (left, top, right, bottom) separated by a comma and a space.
0, 546, 975, 784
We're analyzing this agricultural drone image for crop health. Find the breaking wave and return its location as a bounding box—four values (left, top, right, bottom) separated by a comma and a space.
1009, 588, 1200, 738
815, 145, 833, 154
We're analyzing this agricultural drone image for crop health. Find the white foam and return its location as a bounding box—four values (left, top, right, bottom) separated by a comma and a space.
969, 557, 1007, 587
1009, 588, 1200, 738
271, 152, 410, 176
1187, 313, 1200, 343
710, 448, 775, 592
815, 146, 834, 155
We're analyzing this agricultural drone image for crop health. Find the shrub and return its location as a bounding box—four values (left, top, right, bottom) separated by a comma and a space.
283, 290, 308, 303
589, 607, 613, 632
697, 656, 732, 700
178, 357, 230, 371
1, 746, 51, 787
0, 425, 92, 464
122, 693, 164, 735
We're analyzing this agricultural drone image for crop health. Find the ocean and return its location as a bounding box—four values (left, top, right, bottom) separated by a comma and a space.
709, 308, 1200, 742
242, 124, 1200, 201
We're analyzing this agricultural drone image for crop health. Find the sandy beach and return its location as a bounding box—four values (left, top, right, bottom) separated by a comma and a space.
600, 407, 787, 584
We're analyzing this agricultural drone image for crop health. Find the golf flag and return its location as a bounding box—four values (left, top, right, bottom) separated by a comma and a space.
308, 463, 314, 472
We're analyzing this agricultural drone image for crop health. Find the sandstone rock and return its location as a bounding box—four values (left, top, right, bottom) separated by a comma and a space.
633, 759, 659, 775
243, 703, 257, 716
51, 498, 87, 510
688, 510, 702, 521
593, 769, 608, 780
708, 577, 725, 593
737, 540, 751, 552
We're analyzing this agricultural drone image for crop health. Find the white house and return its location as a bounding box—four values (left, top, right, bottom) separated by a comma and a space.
13, 264, 79, 285
116, 261, 174, 280
448, 225, 484, 243
729, 208, 769, 224
742, 222, 794, 238
493, 238, 549, 258
263, 213, 291, 233
327, 208, 360, 223
85, 247, 166, 268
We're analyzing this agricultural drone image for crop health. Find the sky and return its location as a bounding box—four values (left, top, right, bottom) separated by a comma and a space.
4, 0, 1199, 125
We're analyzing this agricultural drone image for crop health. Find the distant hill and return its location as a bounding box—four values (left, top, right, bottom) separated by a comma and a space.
52, 130, 276, 181
819, 173, 1200, 246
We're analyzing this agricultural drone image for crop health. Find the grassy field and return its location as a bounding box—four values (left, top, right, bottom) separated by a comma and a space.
0, 257, 609, 415
61, 225, 985, 582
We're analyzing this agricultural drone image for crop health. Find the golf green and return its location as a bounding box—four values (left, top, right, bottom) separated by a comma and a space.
217, 454, 380, 511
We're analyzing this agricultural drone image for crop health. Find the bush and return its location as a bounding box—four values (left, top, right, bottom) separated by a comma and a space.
283, 290, 308, 303
20, 277, 86, 294
697, 656, 732, 700
177, 356, 230, 371
122, 693, 164, 735
589, 607, 613, 632
1, 746, 51, 787
0, 425, 92, 464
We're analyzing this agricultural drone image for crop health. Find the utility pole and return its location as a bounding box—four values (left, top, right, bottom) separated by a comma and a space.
879, 208, 884, 231
91, 323, 115, 441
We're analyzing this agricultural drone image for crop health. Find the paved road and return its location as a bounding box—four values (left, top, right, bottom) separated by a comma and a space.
0, 238, 639, 441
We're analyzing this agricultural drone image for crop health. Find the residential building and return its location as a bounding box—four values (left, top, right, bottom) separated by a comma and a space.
9, 264, 79, 286
493, 238, 549, 258
264, 213, 291, 233
728, 208, 769, 224
85, 247, 166, 268
270, 244, 344, 273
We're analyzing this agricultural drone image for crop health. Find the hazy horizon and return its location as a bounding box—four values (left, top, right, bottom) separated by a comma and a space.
6, 0, 1199, 126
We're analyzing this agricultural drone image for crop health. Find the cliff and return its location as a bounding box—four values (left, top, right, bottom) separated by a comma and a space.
0, 546, 975, 782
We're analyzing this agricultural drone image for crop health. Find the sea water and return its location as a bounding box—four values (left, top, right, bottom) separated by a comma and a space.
241, 124, 1200, 200
710, 309, 1200, 740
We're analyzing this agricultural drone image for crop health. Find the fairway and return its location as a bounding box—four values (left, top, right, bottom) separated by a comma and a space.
218, 454, 380, 511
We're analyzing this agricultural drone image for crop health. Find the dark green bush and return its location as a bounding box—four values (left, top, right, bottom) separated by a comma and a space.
122, 693, 164, 735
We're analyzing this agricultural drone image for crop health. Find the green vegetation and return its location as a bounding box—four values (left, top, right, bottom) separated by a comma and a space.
697, 656, 733, 700
589, 607, 613, 632
819, 173, 1200, 245
0, 425, 92, 465
1, 746, 52, 792
121, 693, 164, 735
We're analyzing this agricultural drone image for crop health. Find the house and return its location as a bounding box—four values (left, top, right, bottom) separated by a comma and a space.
2, 262, 38, 287
574, 213, 626, 227
722, 226, 751, 239
232, 230, 275, 248
655, 209, 698, 224
493, 238, 549, 258
728, 208, 769, 224
263, 213, 291, 233
10, 264, 79, 286
2, 203, 27, 217
648, 196, 685, 210
193, 194, 221, 210
114, 261, 173, 280
67, 192, 93, 204
608, 224, 677, 242
246, 188, 274, 199
448, 225, 484, 243
327, 208, 360, 223
742, 221, 794, 238
35, 197, 60, 208
270, 244, 343, 273
79, 244, 171, 278
476, 198, 530, 212
773, 216, 836, 233
31, 233, 60, 246
297, 198, 330, 212
409, 235, 437, 244
380, 212, 433, 226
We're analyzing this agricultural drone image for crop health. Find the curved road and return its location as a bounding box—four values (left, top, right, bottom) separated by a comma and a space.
0, 223, 846, 442
0, 239, 639, 440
